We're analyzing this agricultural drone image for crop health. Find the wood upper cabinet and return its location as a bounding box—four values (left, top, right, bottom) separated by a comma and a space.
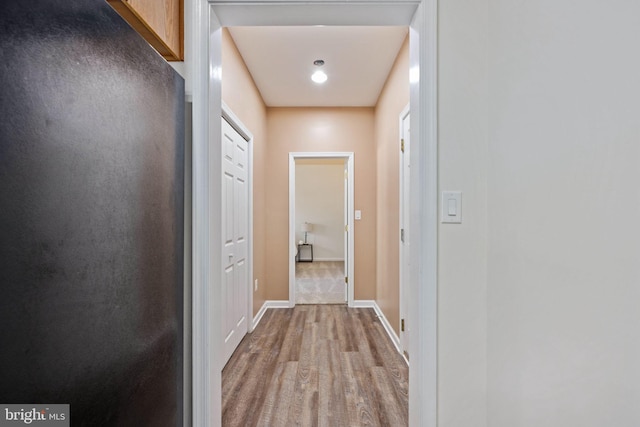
108, 0, 183, 61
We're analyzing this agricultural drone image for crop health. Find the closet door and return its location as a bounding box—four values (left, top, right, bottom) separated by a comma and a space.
221, 117, 249, 364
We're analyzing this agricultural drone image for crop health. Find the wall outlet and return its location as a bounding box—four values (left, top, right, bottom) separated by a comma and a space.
254, 279, 258, 292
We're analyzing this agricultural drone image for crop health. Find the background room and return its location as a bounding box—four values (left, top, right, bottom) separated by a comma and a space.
294, 157, 347, 304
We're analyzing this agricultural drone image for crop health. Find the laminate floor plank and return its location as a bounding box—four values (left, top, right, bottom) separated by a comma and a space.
334, 306, 358, 352
351, 351, 384, 426
278, 307, 306, 363
257, 361, 298, 427
358, 310, 385, 367
287, 319, 319, 425
351, 311, 378, 369
254, 360, 286, 426
221, 351, 252, 403
317, 338, 348, 427
365, 316, 410, 410
370, 366, 408, 426
222, 305, 408, 427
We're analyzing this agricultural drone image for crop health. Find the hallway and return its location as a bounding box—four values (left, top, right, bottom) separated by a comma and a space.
222, 305, 408, 426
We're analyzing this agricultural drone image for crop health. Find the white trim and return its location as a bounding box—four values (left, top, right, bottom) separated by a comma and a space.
409, 2, 438, 426
191, 2, 221, 426
289, 152, 355, 308
221, 101, 252, 141
399, 102, 410, 355
372, 303, 402, 356
252, 300, 291, 329
263, 300, 291, 309
252, 302, 269, 330
193, 2, 439, 426
212, 3, 419, 27
221, 102, 255, 334
310, 257, 345, 262
351, 299, 376, 308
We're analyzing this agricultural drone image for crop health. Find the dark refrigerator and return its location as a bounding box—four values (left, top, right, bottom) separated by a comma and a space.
0, 0, 185, 425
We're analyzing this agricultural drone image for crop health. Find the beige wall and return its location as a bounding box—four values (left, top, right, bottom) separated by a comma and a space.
221, 29, 268, 316
374, 36, 409, 335
266, 108, 377, 300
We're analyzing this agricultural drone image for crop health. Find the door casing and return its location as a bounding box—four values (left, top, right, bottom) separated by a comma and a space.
399, 103, 411, 357
190, 1, 439, 426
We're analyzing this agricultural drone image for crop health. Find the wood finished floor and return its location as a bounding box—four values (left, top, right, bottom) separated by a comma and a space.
222, 305, 408, 427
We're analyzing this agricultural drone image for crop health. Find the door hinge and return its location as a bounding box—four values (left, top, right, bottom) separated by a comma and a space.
401, 318, 405, 332
345, 276, 348, 284
401, 228, 405, 243
401, 138, 405, 153
345, 224, 349, 232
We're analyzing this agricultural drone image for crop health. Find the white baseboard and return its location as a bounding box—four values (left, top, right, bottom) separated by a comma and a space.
252, 300, 290, 329
351, 299, 375, 308
371, 302, 402, 355
312, 257, 345, 262
352, 300, 402, 356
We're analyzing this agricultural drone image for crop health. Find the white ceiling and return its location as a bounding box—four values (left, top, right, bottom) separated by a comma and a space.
227, 26, 408, 107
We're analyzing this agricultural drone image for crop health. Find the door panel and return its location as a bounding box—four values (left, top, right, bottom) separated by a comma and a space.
222, 118, 249, 364
224, 173, 234, 246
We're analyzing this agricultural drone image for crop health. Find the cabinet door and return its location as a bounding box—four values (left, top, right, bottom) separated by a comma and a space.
108, 0, 183, 60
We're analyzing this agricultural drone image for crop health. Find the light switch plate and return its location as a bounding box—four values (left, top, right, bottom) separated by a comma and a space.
355, 210, 362, 220
441, 191, 462, 223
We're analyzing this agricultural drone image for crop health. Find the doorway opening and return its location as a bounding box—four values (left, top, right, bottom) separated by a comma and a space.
191, 2, 438, 426
289, 153, 355, 306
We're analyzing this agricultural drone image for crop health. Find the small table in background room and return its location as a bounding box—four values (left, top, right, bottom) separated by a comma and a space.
297, 243, 313, 262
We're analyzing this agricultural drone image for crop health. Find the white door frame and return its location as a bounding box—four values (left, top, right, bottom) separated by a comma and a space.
399, 103, 410, 355
190, 1, 438, 426
288, 152, 355, 308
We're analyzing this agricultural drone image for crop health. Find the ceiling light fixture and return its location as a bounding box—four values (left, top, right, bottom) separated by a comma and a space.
311, 70, 328, 84
311, 59, 327, 84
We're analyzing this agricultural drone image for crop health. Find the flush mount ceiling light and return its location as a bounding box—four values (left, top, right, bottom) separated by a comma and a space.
311, 59, 327, 84
311, 70, 328, 84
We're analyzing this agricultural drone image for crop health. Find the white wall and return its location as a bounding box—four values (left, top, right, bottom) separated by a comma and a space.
295, 160, 345, 261
437, 0, 489, 425
486, 1, 640, 426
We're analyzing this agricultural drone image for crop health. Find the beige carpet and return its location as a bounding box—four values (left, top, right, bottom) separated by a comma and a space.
295, 261, 346, 304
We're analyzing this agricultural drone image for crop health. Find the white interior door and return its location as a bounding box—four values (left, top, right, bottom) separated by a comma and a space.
222, 117, 249, 365
400, 108, 411, 356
